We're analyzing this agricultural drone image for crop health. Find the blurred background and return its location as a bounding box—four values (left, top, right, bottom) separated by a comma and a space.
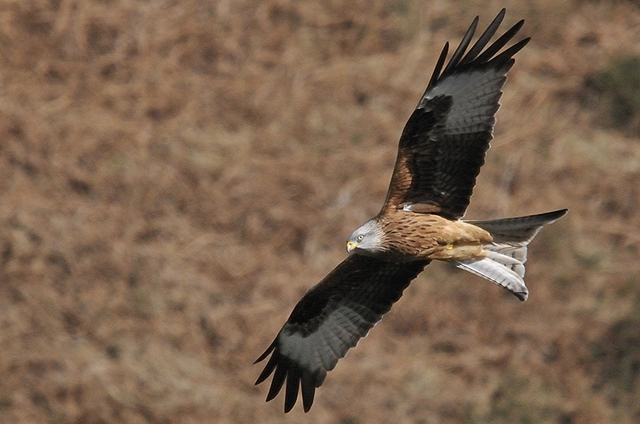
1, 0, 640, 423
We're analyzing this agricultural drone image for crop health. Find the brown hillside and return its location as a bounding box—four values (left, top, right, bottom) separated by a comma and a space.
1, 1, 640, 423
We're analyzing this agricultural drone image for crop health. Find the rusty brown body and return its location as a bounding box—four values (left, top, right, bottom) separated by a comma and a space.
375, 211, 492, 261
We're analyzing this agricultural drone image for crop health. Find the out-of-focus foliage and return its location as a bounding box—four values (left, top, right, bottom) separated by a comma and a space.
588, 56, 640, 134
1, 0, 640, 423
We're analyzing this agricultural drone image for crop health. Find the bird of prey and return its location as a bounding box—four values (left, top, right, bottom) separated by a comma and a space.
255, 9, 566, 413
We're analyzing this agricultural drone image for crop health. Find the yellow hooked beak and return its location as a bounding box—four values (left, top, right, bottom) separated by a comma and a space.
346, 241, 360, 253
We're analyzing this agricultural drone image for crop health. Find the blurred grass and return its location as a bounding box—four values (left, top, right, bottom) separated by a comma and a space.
587, 55, 640, 134
1, 0, 640, 423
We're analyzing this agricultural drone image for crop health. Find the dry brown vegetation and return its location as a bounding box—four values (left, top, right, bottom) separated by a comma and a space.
1, 0, 640, 423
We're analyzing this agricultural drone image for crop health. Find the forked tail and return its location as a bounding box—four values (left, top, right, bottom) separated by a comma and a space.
455, 209, 567, 301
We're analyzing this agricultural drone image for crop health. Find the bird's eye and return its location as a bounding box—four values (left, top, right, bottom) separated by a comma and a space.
356, 234, 364, 241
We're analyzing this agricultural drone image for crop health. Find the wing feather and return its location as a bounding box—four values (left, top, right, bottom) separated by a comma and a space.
459, 10, 507, 65
441, 16, 479, 75
255, 254, 429, 412
382, 9, 530, 219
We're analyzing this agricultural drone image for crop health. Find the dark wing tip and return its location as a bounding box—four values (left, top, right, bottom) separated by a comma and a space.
255, 339, 279, 387
301, 372, 317, 412
254, 340, 276, 365
426, 42, 450, 93
265, 361, 287, 401
284, 366, 301, 413
425, 9, 527, 93
440, 15, 479, 76
255, 339, 323, 413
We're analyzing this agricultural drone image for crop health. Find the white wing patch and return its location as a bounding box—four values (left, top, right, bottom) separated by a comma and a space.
279, 304, 375, 380
424, 68, 506, 136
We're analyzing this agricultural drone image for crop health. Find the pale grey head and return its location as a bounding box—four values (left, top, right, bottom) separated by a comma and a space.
346, 219, 385, 254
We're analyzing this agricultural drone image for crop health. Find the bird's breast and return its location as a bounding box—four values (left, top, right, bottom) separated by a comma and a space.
379, 212, 491, 261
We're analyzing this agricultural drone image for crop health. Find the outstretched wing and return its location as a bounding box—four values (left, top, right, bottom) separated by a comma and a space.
381, 9, 530, 219
255, 254, 429, 412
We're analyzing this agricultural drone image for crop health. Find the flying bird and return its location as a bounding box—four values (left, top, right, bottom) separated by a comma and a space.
255, 9, 566, 413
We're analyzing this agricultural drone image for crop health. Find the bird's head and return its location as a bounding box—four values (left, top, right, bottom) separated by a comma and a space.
347, 219, 385, 254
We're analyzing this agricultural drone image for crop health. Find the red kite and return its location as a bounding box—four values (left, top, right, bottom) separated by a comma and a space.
255, 9, 566, 412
